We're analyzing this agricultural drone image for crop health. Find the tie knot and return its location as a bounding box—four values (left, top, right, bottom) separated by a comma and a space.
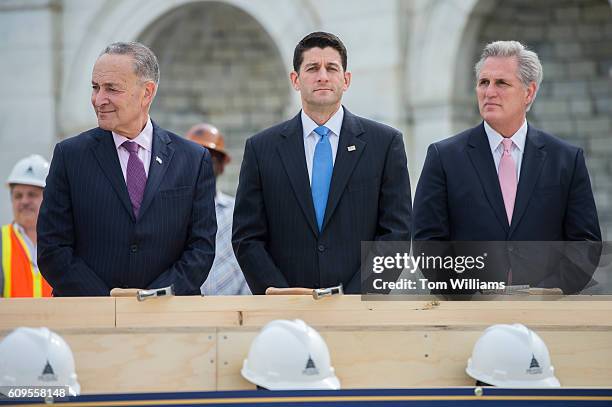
314, 126, 330, 138
123, 141, 139, 154
501, 138, 513, 153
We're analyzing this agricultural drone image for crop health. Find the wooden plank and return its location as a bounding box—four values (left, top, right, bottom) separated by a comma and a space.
62, 330, 217, 394
216, 330, 256, 391
2, 297, 612, 392
114, 296, 612, 328
0, 297, 115, 330
216, 328, 612, 389
240, 300, 612, 328
241, 309, 612, 328
117, 296, 612, 329
115, 297, 240, 328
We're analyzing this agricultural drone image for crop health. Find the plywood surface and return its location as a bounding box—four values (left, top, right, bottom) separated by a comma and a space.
1, 296, 611, 392
0, 297, 115, 330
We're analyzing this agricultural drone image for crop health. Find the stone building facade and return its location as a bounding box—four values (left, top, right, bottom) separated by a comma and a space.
1, 0, 611, 239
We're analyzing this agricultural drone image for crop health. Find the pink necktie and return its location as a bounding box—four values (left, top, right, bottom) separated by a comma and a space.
498, 138, 517, 225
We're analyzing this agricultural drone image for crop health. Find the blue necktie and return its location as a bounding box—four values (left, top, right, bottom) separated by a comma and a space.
311, 126, 333, 231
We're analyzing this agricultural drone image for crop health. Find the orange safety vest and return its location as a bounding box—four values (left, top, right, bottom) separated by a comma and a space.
1, 224, 52, 297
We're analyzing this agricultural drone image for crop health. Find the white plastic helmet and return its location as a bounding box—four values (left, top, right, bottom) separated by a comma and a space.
466, 323, 560, 387
0, 327, 80, 396
6, 154, 49, 188
241, 319, 341, 390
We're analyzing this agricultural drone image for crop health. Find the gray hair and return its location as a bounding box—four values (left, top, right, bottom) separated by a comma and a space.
474, 40, 543, 111
100, 41, 160, 85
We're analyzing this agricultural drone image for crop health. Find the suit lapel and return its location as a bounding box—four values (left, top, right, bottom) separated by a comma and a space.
321, 109, 365, 230
139, 122, 174, 218
466, 123, 509, 233
92, 128, 135, 220
277, 113, 319, 236
508, 126, 546, 237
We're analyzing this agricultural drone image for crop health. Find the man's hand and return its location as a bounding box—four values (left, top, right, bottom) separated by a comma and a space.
265, 287, 313, 295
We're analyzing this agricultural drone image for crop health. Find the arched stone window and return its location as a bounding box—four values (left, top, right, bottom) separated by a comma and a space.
139, 1, 290, 194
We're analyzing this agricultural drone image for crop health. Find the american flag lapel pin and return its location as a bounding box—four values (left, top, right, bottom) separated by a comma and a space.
347, 145, 356, 152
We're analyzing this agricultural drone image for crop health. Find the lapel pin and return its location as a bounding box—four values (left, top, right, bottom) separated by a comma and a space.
155, 156, 163, 164
347, 145, 356, 152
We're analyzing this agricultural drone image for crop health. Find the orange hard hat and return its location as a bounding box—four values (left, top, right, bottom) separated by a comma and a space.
185, 123, 230, 163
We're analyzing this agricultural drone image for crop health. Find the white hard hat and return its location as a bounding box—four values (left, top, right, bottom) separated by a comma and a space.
466, 324, 560, 388
0, 327, 81, 396
241, 319, 341, 390
6, 154, 49, 188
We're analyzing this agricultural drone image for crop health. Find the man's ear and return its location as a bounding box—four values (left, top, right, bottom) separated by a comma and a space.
525, 81, 537, 106
143, 81, 157, 107
290, 71, 300, 91
343, 71, 352, 91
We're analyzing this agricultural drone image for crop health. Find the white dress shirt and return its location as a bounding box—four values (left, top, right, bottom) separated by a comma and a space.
485, 119, 527, 181
301, 106, 344, 184
112, 117, 153, 179
201, 191, 251, 296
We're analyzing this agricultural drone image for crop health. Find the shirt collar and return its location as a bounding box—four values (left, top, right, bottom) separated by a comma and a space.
301, 105, 344, 139
484, 119, 527, 152
112, 117, 153, 152
11, 222, 33, 245
12, 222, 25, 236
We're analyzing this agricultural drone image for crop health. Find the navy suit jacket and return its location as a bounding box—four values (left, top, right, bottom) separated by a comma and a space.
413, 122, 601, 293
232, 108, 412, 294
37, 122, 217, 296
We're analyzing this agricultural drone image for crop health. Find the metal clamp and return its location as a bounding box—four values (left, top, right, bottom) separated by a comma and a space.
137, 285, 174, 301
312, 284, 343, 300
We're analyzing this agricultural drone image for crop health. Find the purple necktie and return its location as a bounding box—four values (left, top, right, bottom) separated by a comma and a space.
122, 141, 147, 217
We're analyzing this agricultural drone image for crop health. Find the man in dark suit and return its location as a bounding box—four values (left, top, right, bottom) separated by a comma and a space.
37, 42, 217, 296
232, 32, 412, 295
413, 40, 601, 294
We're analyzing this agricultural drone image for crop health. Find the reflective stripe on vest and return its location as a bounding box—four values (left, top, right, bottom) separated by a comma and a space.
1, 225, 11, 297
1, 224, 52, 298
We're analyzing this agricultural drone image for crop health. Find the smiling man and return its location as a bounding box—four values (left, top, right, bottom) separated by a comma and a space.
37, 42, 217, 296
412, 41, 601, 293
232, 32, 412, 294
1, 155, 51, 297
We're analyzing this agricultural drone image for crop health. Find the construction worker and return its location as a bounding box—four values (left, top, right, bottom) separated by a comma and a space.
241, 319, 341, 390
186, 123, 250, 295
1, 154, 52, 297
0, 327, 80, 396
466, 323, 560, 387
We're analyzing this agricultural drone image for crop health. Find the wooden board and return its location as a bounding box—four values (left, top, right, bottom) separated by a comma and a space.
115, 297, 241, 328
0, 297, 114, 330
113, 295, 612, 329
1, 296, 611, 392
216, 328, 612, 389
61, 329, 217, 393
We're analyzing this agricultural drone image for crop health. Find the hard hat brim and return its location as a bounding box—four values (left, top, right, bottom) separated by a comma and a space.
241, 365, 341, 390
68, 381, 81, 396
466, 366, 560, 388
7, 178, 46, 188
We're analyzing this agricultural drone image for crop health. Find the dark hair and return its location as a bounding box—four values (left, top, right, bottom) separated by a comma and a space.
293, 31, 347, 72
